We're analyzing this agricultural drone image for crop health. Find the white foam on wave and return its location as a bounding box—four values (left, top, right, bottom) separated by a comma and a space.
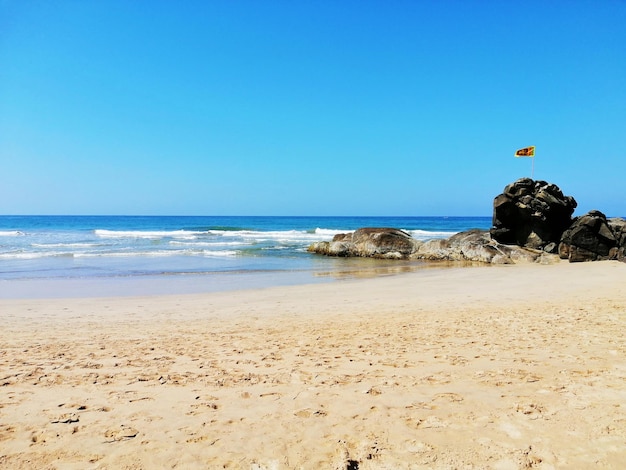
1, 248, 240, 260
0, 230, 24, 236
0, 251, 73, 259
209, 229, 332, 243
74, 249, 239, 258
32, 242, 100, 248
200, 250, 239, 257
95, 229, 201, 239
409, 229, 458, 240
315, 228, 348, 237
169, 240, 248, 247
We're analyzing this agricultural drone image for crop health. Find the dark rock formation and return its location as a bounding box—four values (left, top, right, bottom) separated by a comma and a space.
609, 218, 626, 261
490, 178, 577, 251
558, 210, 626, 262
308, 179, 624, 265
307, 227, 419, 259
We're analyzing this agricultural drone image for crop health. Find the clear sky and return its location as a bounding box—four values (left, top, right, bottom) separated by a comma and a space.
1, 1, 625, 216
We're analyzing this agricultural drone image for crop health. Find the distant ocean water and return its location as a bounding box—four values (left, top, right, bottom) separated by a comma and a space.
0, 216, 491, 297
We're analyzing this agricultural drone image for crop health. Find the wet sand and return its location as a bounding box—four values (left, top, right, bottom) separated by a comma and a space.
1, 261, 625, 468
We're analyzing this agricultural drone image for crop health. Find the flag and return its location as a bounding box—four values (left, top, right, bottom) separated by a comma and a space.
515, 146, 535, 157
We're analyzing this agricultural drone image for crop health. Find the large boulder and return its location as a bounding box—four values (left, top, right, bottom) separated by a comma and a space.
490, 178, 577, 251
307, 227, 419, 259
608, 218, 626, 261
412, 229, 558, 265
558, 210, 625, 262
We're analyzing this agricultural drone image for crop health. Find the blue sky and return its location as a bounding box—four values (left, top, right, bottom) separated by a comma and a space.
1, 1, 625, 216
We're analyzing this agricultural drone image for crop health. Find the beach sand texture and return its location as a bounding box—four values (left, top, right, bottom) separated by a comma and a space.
1, 261, 625, 469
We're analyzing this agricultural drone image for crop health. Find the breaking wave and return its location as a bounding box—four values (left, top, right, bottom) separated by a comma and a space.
95, 229, 203, 239
0, 230, 24, 236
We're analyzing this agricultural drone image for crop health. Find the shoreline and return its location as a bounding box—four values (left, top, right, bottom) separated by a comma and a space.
2, 261, 625, 468
0, 258, 450, 300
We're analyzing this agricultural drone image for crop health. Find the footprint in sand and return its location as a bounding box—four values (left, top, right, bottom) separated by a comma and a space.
187, 401, 219, 416
515, 402, 546, 420
294, 408, 327, 418
417, 416, 448, 429
30, 430, 52, 444
405, 415, 448, 429
432, 392, 464, 403
104, 425, 139, 442
51, 413, 79, 424
108, 390, 154, 403
0, 425, 18, 444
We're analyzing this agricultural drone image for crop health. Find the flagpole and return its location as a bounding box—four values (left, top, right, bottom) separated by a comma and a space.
514, 146, 536, 179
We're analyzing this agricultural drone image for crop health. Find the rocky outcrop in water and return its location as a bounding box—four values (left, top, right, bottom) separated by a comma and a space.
308, 228, 419, 259
412, 229, 557, 264
308, 178, 625, 264
490, 178, 577, 252
308, 227, 559, 264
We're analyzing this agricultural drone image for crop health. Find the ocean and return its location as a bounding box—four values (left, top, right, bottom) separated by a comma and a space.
0, 215, 491, 298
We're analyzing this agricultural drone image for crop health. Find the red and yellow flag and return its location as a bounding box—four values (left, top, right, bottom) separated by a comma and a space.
515, 146, 535, 157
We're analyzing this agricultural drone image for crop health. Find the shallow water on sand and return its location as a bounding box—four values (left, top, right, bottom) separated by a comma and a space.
0, 215, 491, 298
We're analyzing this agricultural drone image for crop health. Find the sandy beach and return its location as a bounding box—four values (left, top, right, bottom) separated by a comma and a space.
1, 261, 625, 469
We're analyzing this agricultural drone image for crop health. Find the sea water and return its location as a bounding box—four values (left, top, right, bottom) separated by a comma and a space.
0, 216, 490, 297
